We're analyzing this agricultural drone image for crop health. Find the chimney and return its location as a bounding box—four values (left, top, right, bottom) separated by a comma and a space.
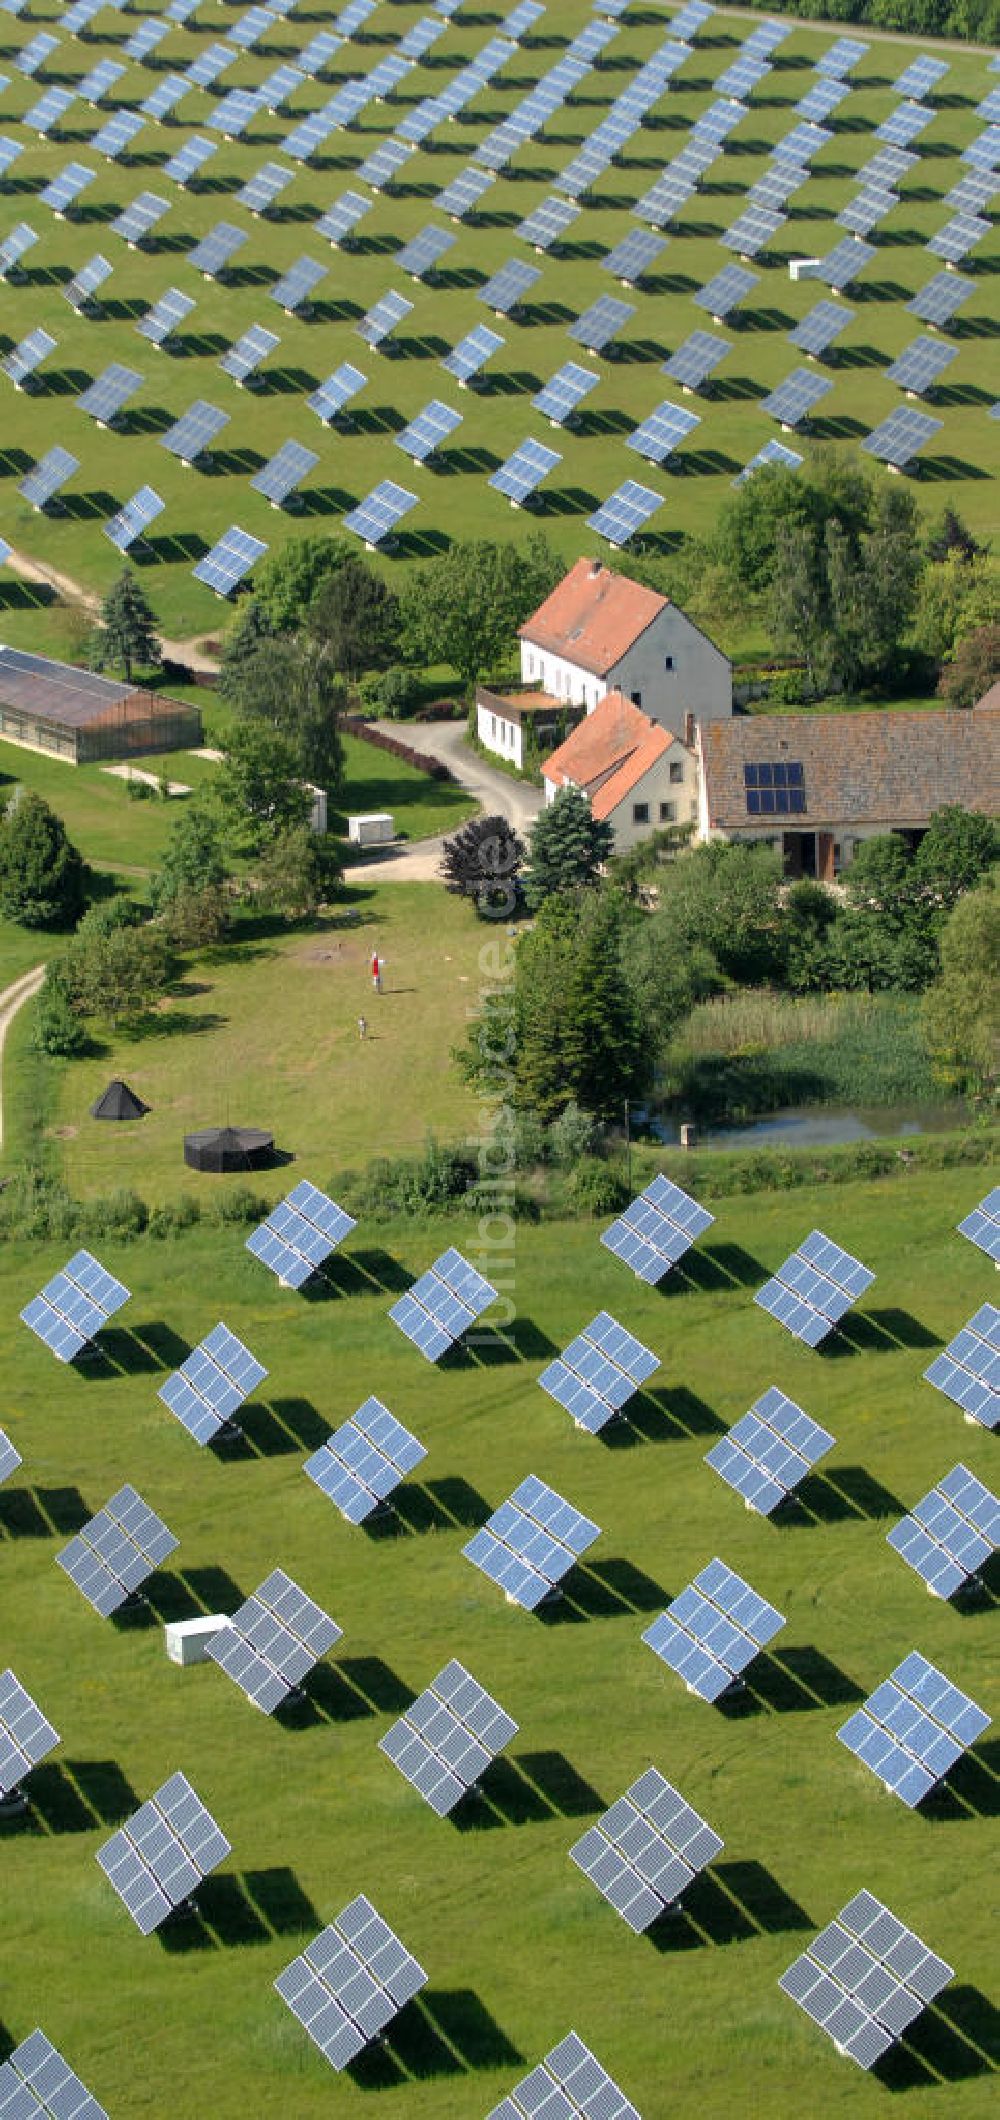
589, 558, 602, 578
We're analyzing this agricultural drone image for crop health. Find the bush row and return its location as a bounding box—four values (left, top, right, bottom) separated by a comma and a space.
639, 1126, 999, 1203
0, 1179, 269, 1245
340, 716, 455, 783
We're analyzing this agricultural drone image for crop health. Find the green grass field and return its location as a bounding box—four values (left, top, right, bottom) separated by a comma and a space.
0, 1165, 997, 2114
0, 0, 996, 652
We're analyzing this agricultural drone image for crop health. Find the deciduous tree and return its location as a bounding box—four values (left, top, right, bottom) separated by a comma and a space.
213, 722, 313, 853
252, 534, 352, 632
440, 813, 524, 916
922, 879, 999, 1096
400, 535, 562, 689
309, 556, 401, 680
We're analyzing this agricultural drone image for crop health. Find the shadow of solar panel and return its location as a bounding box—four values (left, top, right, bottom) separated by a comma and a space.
158, 1321, 267, 1443
627, 399, 701, 464
924, 1302, 1000, 1429
395, 399, 463, 463
207, 1567, 341, 1711
587, 479, 663, 546
486, 2030, 641, 2120
957, 1185, 1000, 1262
104, 486, 165, 554
0, 1669, 59, 1799
18, 447, 78, 510
21, 1247, 129, 1360
780, 1889, 953, 2069
194, 526, 268, 595
887, 1463, 1000, 1598
304, 1395, 426, 1523
838, 1650, 989, 1807
57, 1484, 178, 1617
189, 223, 247, 278
97, 1771, 230, 1934
4, 326, 56, 385
0, 2030, 107, 2120
861, 405, 942, 466
380, 1659, 518, 1815
755, 1228, 874, 1345
275, 1897, 427, 2070
706, 1386, 835, 1515
570, 1767, 723, 1932
643, 1557, 785, 1701
539, 1310, 659, 1433
463, 1474, 600, 1609
490, 436, 562, 505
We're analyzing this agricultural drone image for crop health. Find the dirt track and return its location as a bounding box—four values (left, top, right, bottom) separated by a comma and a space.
0, 964, 45, 1150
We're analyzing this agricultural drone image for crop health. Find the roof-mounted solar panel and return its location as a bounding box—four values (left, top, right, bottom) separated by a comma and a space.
756, 1229, 875, 1346
643, 1557, 785, 1701
395, 399, 462, 465
464, 1474, 600, 1609
159, 1321, 267, 1442
779, 1891, 953, 2069
570, 1767, 723, 1932
861, 405, 943, 467
888, 1462, 1000, 1600
98, 1772, 230, 1935
275, 1897, 426, 2071
380, 1660, 517, 1816
160, 400, 230, 464
924, 1303, 999, 1430
304, 1397, 426, 1525
57, 1485, 178, 1618
307, 362, 367, 424
442, 324, 505, 386
706, 1386, 834, 1515
104, 486, 165, 555
207, 1567, 341, 1713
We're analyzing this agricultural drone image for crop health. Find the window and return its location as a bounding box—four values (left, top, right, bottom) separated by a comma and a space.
633, 802, 650, 825
631, 691, 642, 708
664, 655, 674, 671
669, 759, 683, 784
490, 715, 497, 741
659, 801, 676, 823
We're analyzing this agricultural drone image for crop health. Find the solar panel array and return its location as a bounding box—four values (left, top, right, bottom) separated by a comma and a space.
463, 1474, 600, 1610
627, 399, 700, 464
642, 1558, 785, 1702
0, 1669, 59, 1801
97, 1771, 231, 1935
275, 1896, 427, 2069
390, 1246, 496, 1361
0, 1425, 22, 1488
207, 1567, 341, 1712
587, 479, 663, 547
779, 1891, 954, 2068
19, 447, 78, 511
570, 1767, 723, 1933
251, 440, 319, 507
396, 399, 463, 464
490, 436, 562, 506
246, 1180, 356, 1288
602, 1175, 715, 1285
0, 2031, 107, 2120
957, 1184, 1000, 1262
861, 405, 943, 467
706, 1387, 835, 1516
344, 479, 417, 549
104, 486, 165, 555
486, 2032, 641, 2120
923, 1303, 1000, 1430
220, 324, 280, 386
304, 1397, 426, 1525
193, 525, 269, 596
755, 1229, 875, 1347
158, 1322, 267, 1444
57, 1485, 178, 1618
838, 1650, 990, 1807
887, 1463, 1000, 1599
21, 1248, 129, 1362
3, 326, 56, 386
762, 369, 832, 428
379, 1660, 518, 1815
539, 1311, 659, 1435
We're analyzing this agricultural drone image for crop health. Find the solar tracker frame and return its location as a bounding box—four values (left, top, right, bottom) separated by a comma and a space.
569, 1766, 723, 1932
490, 435, 562, 506
755, 1228, 875, 1346
861, 405, 943, 468
97, 1771, 231, 1935
56, 1484, 178, 1618
538, 1309, 659, 1434
0, 2031, 107, 2120
275, 1895, 427, 2070
838, 1650, 989, 1807
379, 1660, 518, 1815
887, 1462, 1000, 1599
21, 1247, 129, 1361
304, 1396, 427, 1524
642, 1557, 785, 1701
343, 479, 418, 549
246, 1180, 356, 1287
103, 485, 165, 555
394, 399, 463, 464
463, 1473, 601, 1610
206, 1566, 341, 1712
587, 478, 663, 546
390, 1245, 497, 1360
779, 1890, 954, 2069
706, 1385, 835, 1515
158, 1320, 267, 1443
0, 1669, 59, 1801
957, 1184, 1000, 1262
923, 1302, 1000, 1430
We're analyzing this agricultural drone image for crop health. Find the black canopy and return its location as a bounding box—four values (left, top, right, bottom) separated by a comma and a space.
91, 1078, 149, 1122
183, 1125, 274, 1173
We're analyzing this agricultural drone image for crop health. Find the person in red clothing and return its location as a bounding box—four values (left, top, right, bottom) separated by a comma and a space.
370, 949, 382, 993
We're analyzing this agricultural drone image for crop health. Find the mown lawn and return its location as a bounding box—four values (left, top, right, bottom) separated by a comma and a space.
0, 1166, 996, 2117
0, 1, 995, 653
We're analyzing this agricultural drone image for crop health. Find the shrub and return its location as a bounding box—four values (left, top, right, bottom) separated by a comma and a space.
32, 968, 87, 1057
209, 1186, 270, 1225
568, 1156, 629, 1215
358, 666, 420, 719
148, 1194, 201, 1239
340, 716, 455, 781
547, 1101, 599, 1169
82, 1188, 149, 1240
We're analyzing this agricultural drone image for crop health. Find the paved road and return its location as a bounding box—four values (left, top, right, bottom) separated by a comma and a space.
348, 719, 544, 883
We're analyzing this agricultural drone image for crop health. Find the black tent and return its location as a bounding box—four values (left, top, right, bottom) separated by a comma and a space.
91, 1079, 149, 1122
183, 1125, 274, 1173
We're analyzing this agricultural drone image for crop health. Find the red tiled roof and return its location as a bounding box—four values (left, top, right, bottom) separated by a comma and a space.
543, 689, 675, 817
702, 700, 1000, 831
518, 557, 668, 674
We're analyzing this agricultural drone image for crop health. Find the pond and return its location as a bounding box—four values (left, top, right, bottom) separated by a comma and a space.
642, 1102, 970, 1151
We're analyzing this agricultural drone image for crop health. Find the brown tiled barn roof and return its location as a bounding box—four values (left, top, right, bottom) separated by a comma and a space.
702, 701, 1000, 831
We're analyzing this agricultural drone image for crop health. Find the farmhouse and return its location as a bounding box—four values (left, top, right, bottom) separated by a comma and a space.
698, 694, 1000, 879
517, 557, 732, 734
541, 689, 698, 852
0, 645, 202, 764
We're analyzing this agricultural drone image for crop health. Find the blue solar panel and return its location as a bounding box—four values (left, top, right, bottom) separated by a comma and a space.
587, 479, 663, 546
56, 1485, 178, 1619
838, 1651, 989, 1807
780, 1891, 953, 2070
194, 526, 268, 596
734, 439, 804, 485
357, 291, 412, 349
158, 1323, 267, 1445
643, 1558, 785, 1702
103, 486, 164, 555
570, 1767, 723, 1933
695, 264, 758, 319
395, 400, 463, 464
380, 1661, 518, 1817
442, 325, 505, 385
627, 399, 700, 464
308, 363, 367, 423
21, 1249, 129, 1362
924, 1303, 1000, 1430
246, 1181, 356, 1286
19, 447, 78, 510
569, 295, 635, 352
602, 1174, 714, 1285
463, 1474, 600, 1609
390, 1247, 497, 1361
755, 1228, 875, 1345
706, 1386, 835, 1515
790, 300, 854, 358
957, 1185, 1000, 1262
315, 192, 372, 247
207, 1568, 341, 1713
490, 436, 562, 506
343, 480, 418, 550
663, 330, 731, 391
304, 1396, 427, 1523
539, 1311, 659, 1433
888, 1463, 1000, 1600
